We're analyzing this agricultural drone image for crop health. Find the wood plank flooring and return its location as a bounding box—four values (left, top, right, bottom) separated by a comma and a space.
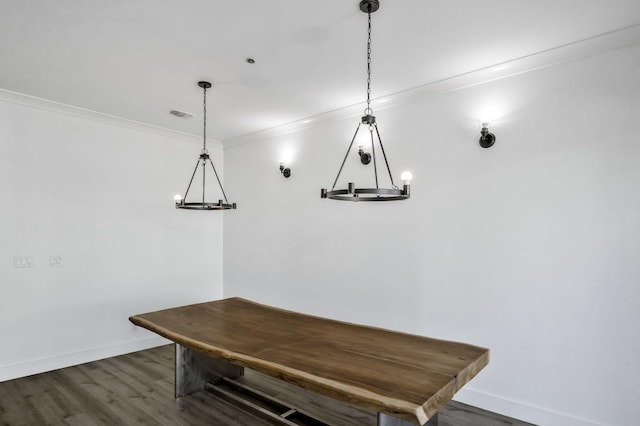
0, 345, 534, 426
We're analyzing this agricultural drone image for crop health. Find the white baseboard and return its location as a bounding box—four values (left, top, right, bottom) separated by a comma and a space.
455, 387, 605, 426
0, 336, 169, 383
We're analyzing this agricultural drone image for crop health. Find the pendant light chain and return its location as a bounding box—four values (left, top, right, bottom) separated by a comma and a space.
202, 85, 208, 153
366, 11, 373, 116
366, 10, 379, 188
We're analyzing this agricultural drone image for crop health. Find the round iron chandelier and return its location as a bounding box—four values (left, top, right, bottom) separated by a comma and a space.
321, 0, 411, 202
174, 81, 236, 210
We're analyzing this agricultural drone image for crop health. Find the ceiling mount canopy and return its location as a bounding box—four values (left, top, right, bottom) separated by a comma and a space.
174, 81, 236, 210
321, 0, 411, 202
359, 0, 379, 13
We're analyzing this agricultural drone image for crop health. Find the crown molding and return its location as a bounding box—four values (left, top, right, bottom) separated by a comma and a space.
223, 23, 640, 149
0, 88, 223, 148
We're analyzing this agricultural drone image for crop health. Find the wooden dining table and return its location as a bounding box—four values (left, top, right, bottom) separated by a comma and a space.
129, 297, 489, 426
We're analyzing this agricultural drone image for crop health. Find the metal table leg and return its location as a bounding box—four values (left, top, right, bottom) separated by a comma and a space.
377, 412, 438, 426
175, 343, 244, 398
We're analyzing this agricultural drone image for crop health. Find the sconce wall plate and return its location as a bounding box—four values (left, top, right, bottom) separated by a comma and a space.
358, 148, 372, 164
280, 164, 291, 178
479, 123, 496, 148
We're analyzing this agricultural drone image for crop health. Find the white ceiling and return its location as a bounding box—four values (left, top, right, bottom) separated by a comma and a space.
2, 0, 640, 142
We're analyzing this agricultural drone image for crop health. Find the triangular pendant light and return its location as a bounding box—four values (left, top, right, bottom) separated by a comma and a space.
321, 0, 411, 202
174, 81, 236, 210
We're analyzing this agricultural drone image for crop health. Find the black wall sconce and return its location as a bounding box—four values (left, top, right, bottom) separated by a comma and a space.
479, 122, 496, 148
358, 145, 372, 164
279, 163, 291, 178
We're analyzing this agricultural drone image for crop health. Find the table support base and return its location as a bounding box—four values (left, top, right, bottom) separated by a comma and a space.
176, 343, 439, 426
175, 343, 244, 398
377, 412, 438, 426
204, 376, 330, 425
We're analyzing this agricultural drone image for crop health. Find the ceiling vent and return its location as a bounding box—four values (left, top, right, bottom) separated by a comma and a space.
170, 109, 194, 118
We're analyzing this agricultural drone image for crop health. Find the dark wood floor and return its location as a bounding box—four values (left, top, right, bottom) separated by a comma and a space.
0, 345, 534, 426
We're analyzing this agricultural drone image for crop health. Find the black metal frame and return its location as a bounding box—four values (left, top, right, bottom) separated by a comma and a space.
176, 153, 236, 210
321, 114, 410, 201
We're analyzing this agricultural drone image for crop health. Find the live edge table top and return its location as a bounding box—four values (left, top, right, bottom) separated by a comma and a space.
129, 297, 489, 425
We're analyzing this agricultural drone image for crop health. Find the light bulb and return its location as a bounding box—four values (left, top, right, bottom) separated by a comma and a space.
401, 171, 413, 185
279, 152, 293, 165
356, 125, 372, 150
174, 194, 183, 202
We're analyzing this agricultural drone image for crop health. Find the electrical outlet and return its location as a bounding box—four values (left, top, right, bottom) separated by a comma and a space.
49, 255, 63, 268
13, 256, 34, 268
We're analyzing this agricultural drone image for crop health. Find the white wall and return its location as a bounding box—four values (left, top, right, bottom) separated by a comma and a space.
223, 44, 640, 426
0, 96, 225, 381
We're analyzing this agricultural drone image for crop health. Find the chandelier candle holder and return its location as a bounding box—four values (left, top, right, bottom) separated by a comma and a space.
321, 0, 411, 202
174, 81, 236, 210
